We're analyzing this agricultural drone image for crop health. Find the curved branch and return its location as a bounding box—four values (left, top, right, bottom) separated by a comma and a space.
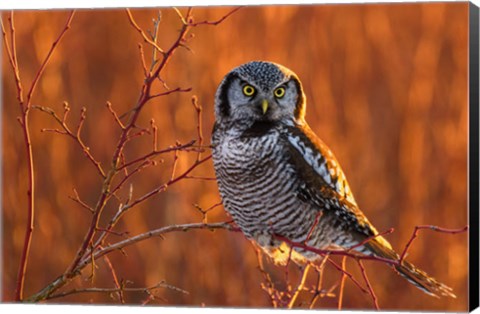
26, 222, 237, 302
84, 222, 236, 265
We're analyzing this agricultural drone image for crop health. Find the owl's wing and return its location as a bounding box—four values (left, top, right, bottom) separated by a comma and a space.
283, 123, 356, 204
282, 124, 457, 297
282, 123, 385, 241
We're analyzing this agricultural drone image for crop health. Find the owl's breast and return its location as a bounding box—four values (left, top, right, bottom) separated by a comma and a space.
212, 128, 284, 182
212, 128, 317, 242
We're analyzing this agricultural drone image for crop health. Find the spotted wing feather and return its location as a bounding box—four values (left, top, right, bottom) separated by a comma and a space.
282, 123, 392, 249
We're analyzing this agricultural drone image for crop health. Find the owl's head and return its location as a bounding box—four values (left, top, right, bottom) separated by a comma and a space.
214, 61, 306, 125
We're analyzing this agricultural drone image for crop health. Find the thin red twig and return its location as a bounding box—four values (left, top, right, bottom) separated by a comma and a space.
106, 102, 126, 129
357, 260, 379, 310
34, 105, 106, 178
346, 228, 394, 252
275, 234, 397, 266
124, 155, 212, 211
9, 13, 18, 74
150, 87, 191, 99
194, 201, 223, 223
117, 136, 195, 170
184, 176, 216, 181
26, 11, 75, 105
119, 150, 154, 171
137, 43, 149, 78
15, 113, 36, 301
337, 256, 347, 310
399, 225, 468, 263
117, 140, 195, 171
287, 263, 311, 308
308, 256, 330, 309
109, 160, 154, 197
326, 258, 368, 294
1, 13, 24, 104
191, 96, 204, 161
125, 9, 164, 56
47, 280, 186, 300
170, 147, 180, 181
103, 255, 125, 303
89, 154, 212, 266
80, 221, 236, 269
254, 246, 280, 308
68, 188, 95, 213
187, 6, 243, 26
305, 211, 322, 243
150, 119, 158, 151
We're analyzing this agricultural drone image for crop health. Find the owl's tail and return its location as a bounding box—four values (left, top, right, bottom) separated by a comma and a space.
364, 238, 456, 298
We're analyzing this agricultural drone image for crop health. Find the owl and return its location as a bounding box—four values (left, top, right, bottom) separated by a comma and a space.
211, 61, 454, 298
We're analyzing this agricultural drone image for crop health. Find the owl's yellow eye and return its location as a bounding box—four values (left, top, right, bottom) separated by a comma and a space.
274, 87, 286, 98
243, 85, 256, 97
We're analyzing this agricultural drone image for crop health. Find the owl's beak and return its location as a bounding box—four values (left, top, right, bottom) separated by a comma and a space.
261, 99, 269, 115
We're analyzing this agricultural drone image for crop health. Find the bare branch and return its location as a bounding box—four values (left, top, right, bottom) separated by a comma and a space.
137, 43, 149, 78
109, 160, 154, 197
308, 257, 332, 309
9, 13, 18, 70
103, 255, 125, 303
68, 189, 95, 213
399, 225, 468, 263
287, 263, 311, 308
41, 128, 68, 135
48, 280, 187, 300
80, 222, 236, 268
326, 258, 368, 294
274, 234, 396, 266
337, 256, 347, 310
346, 228, 394, 252
357, 260, 379, 310
126, 155, 211, 210
33, 105, 106, 178
191, 96, 203, 161
1, 13, 24, 104
106, 101, 126, 130
184, 176, 216, 181
194, 202, 223, 223
170, 147, 179, 181
150, 87, 192, 99
188, 6, 243, 26
26, 10, 75, 106
118, 140, 195, 171
125, 9, 164, 56
150, 119, 158, 151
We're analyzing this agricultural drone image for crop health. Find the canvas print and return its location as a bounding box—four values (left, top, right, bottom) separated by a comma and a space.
1, 2, 476, 312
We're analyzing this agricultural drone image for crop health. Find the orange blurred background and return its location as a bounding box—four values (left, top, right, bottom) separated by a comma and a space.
2, 3, 469, 311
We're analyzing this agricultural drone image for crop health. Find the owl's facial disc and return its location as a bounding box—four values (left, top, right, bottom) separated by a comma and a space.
224, 77, 299, 122
214, 61, 307, 124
